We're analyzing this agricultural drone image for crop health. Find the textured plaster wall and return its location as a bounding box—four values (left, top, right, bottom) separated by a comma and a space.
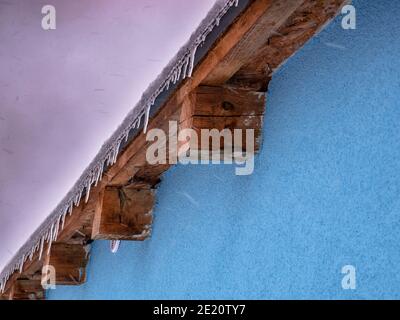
48, 0, 400, 299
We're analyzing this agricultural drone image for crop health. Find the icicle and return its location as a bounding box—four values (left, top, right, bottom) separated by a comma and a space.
46, 224, 54, 255
53, 216, 61, 241
29, 246, 35, 261
112, 140, 121, 164
177, 63, 182, 81
75, 190, 82, 207
47, 238, 53, 256
187, 45, 198, 77
84, 244, 92, 258
74, 193, 80, 207
29, 248, 34, 261
182, 54, 190, 79
19, 255, 25, 273
111, 149, 117, 165
94, 169, 100, 187
171, 69, 176, 84
99, 161, 104, 181
143, 104, 151, 134
136, 112, 143, 130
174, 69, 179, 83
38, 236, 45, 260
85, 180, 91, 203
53, 220, 58, 241
108, 151, 114, 166
61, 212, 67, 230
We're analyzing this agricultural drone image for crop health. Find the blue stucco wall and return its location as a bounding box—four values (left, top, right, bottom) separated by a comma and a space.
48, 0, 400, 299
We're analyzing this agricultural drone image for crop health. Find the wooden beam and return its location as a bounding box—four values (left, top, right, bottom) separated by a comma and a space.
229, 0, 349, 90
92, 185, 154, 241
11, 279, 44, 300
179, 85, 266, 154
1, 0, 347, 299
42, 243, 89, 286
56, 185, 103, 243
202, 0, 305, 86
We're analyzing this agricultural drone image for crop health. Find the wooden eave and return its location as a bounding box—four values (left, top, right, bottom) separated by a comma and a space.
0, 0, 348, 300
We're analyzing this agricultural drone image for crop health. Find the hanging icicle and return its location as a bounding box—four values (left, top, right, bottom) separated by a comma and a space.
85, 180, 92, 203
61, 212, 67, 231
46, 224, 54, 255
143, 103, 151, 134
53, 216, 61, 241
19, 255, 25, 273
38, 236, 45, 261
187, 45, 198, 77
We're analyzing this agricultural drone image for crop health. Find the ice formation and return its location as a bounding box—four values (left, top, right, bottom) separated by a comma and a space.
0, 0, 241, 293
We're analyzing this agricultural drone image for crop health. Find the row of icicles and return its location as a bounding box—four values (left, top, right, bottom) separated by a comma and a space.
0, 0, 240, 293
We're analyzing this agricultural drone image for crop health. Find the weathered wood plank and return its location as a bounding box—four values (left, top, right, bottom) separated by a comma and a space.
92, 185, 154, 241
179, 85, 266, 153
202, 0, 305, 85
43, 243, 89, 286
229, 0, 350, 89
180, 85, 265, 122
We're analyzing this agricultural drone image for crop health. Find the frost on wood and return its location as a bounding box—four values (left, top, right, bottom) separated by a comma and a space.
0, 0, 240, 292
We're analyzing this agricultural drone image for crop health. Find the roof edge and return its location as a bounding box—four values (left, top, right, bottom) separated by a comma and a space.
0, 0, 249, 292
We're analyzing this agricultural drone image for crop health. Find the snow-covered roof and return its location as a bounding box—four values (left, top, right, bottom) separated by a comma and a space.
0, 0, 246, 292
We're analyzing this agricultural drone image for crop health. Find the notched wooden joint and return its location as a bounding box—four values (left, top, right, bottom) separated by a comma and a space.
179, 85, 266, 153
92, 184, 155, 241
42, 243, 89, 286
